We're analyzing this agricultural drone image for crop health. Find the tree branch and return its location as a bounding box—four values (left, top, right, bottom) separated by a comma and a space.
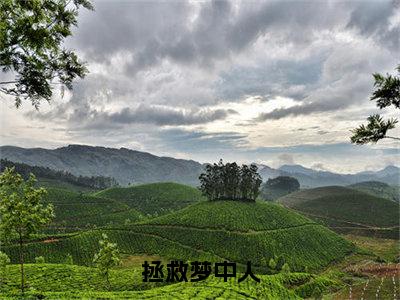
0, 81, 18, 85
385, 136, 400, 141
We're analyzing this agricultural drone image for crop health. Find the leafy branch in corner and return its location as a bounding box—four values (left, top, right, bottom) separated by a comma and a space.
351, 65, 400, 144
0, 0, 93, 108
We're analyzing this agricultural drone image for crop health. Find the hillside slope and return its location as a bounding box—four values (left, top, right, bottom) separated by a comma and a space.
44, 188, 143, 231
6, 201, 354, 272
94, 182, 205, 216
348, 181, 399, 202
0, 145, 203, 185
278, 186, 399, 238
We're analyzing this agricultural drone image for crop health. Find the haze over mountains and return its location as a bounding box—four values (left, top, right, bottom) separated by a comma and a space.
1, 144, 399, 187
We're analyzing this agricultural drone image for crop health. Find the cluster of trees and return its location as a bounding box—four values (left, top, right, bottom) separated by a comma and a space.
0, 159, 118, 189
199, 160, 262, 202
261, 176, 300, 201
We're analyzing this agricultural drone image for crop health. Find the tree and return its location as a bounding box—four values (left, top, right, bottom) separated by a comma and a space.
0, 251, 10, 286
261, 176, 300, 201
351, 65, 400, 144
0, 0, 93, 108
198, 160, 262, 201
93, 233, 121, 290
0, 167, 54, 294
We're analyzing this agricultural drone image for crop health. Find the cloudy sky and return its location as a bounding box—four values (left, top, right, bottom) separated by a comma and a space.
1, 0, 399, 173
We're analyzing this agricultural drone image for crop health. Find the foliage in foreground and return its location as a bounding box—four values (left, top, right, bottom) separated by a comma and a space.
93, 234, 121, 289
0, 264, 342, 299
0, 0, 93, 108
0, 167, 54, 293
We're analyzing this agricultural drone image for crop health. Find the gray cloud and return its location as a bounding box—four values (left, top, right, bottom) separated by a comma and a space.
104, 105, 237, 126
277, 153, 295, 165
347, 0, 399, 52
6, 0, 400, 173
71, 1, 398, 74
216, 55, 324, 101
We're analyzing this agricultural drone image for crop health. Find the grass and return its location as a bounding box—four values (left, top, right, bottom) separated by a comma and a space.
94, 182, 205, 216
342, 234, 399, 262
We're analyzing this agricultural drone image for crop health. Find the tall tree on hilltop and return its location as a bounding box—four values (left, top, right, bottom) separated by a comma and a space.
250, 164, 263, 200
0, 0, 93, 108
199, 160, 262, 202
0, 167, 54, 294
351, 65, 400, 144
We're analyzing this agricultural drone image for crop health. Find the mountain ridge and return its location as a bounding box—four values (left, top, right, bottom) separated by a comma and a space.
1, 144, 399, 187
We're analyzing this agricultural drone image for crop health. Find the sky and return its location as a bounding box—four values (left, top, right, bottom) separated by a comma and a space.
1, 0, 399, 173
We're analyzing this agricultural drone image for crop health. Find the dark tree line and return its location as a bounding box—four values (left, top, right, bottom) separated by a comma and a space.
0, 159, 118, 189
199, 160, 262, 201
261, 176, 300, 201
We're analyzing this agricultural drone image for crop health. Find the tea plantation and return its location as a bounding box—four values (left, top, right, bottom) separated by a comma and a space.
0, 264, 342, 299
278, 186, 400, 238
94, 182, 205, 216
3, 201, 354, 272
43, 188, 144, 231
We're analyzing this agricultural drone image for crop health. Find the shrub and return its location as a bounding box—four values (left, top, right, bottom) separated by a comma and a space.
0, 251, 10, 284
35, 256, 45, 264
65, 254, 74, 265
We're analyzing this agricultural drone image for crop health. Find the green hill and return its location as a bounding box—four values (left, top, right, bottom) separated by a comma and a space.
4, 201, 354, 272
44, 188, 143, 231
278, 186, 399, 238
94, 182, 205, 216
0, 264, 341, 299
348, 181, 400, 202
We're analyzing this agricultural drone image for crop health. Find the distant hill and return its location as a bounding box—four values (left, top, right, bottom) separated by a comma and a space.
3, 200, 354, 272
348, 181, 400, 202
0, 145, 203, 186
1, 144, 399, 187
258, 164, 400, 187
0, 159, 118, 191
278, 186, 399, 238
94, 182, 205, 216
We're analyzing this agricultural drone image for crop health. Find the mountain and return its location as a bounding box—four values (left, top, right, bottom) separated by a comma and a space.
278, 164, 316, 175
0, 145, 203, 186
261, 164, 400, 188
1, 144, 399, 187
